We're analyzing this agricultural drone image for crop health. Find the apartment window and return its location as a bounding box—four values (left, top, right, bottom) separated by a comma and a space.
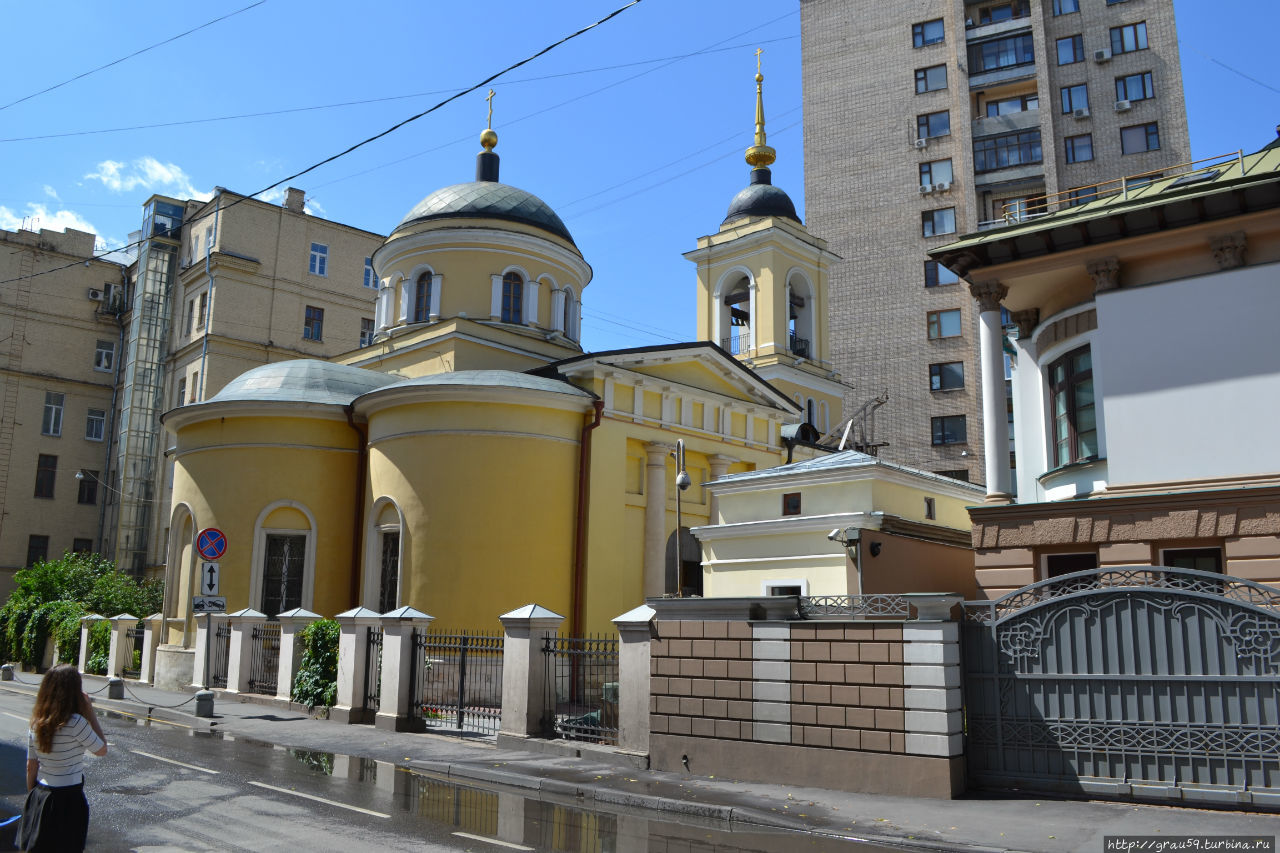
413, 272, 432, 323
360, 318, 375, 348
1053, 0, 1080, 14
176, 377, 186, 407
42, 392, 64, 437
973, 129, 1042, 173
915, 64, 947, 94
927, 309, 962, 339
363, 257, 376, 289
913, 19, 944, 47
184, 299, 194, 335
985, 94, 1037, 117
924, 497, 936, 520
77, 469, 98, 505
781, 492, 802, 516
1061, 84, 1089, 114
1065, 186, 1100, 207
190, 371, 199, 403
34, 454, 57, 498
303, 306, 324, 341
1115, 71, 1154, 103
921, 208, 956, 238
968, 34, 1035, 74
1056, 35, 1084, 65
1049, 344, 1096, 466
924, 260, 960, 288
196, 291, 208, 330
1110, 22, 1147, 55
308, 242, 328, 276
931, 415, 967, 445
85, 408, 105, 442
1121, 122, 1160, 154
1162, 548, 1223, 574
26, 535, 48, 567
1064, 134, 1094, 164
94, 340, 115, 372
1046, 552, 1098, 578
917, 110, 951, 140
501, 272, 524, 323
919, 159, 953, 186
976, 2, 1023, 25
72, 539, 93, 555
930, 361, 965, 391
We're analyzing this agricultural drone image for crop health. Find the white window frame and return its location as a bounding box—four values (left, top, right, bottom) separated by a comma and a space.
94, 340, 115, 372
309, 243, 328, 277
363, 498, 405, 610
363, 257, 377, 289
85, 408, 105, 442
249, 501, 317, 614
42, 392, 64, 437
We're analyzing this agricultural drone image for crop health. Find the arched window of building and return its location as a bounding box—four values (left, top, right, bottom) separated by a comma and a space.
502, 271, 523, 323
788, 273, 815, 359
562, 285, 576, 339
806, 398, 817, 426
413, 272, 432, 323
722, 275, 752, 355
250, 502, 316, 618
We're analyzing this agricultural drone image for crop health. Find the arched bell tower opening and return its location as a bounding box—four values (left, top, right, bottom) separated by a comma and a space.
787, 271, 815, 360
721, 273, 753, 355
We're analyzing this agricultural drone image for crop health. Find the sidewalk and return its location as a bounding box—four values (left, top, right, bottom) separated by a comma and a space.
2, 672, 1276, 852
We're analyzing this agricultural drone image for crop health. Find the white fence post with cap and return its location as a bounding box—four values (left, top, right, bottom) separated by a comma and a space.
275, 607, 320, 702
375, 606, 434, 732
332, 607, 381, 724
107, 612, 138, 677
498, 604, 564, 742
140, 612, 163, 684
613, 604, 656, 755
224, 608, 267, 695
78, 614, 106, 674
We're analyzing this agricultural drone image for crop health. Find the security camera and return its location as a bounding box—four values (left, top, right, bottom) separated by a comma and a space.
827, 528, 843, 542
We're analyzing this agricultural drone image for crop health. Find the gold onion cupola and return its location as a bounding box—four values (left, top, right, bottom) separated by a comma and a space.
723, 50, 799, 225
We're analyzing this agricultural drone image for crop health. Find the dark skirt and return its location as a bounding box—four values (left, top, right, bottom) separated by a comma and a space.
18, 781, 88, 852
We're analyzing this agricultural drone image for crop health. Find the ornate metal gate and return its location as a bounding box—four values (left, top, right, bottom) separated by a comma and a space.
962, 566, 1280, 806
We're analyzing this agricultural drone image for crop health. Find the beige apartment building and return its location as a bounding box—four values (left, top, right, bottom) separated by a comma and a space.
801, 0, 1190, 485
0, 226, 127, 593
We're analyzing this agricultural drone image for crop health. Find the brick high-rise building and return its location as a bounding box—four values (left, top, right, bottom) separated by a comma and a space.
801, 0, 1190, 485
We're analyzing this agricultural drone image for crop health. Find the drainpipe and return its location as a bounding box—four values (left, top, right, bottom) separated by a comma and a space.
570, 400, 605, 637
346, 404, 369, 609
196, 191, 222, 402
97, 269, 129, 555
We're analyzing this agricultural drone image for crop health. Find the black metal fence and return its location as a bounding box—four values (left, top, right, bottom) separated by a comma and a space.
542, 635, 619, 745
410, 628, 504, 736
364, 626, 383, 714
247, 622, 281, 695
121, 621, 144, 679
210, 622, 231, 688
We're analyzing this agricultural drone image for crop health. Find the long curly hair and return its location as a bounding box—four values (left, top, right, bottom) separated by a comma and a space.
30, 664, 82, 753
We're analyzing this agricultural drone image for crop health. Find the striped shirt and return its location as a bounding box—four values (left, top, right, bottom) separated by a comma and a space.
27, 714, 104, 787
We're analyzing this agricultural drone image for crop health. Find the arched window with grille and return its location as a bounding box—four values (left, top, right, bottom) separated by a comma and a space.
413, 272, 432, 323
502, 271, 523, 323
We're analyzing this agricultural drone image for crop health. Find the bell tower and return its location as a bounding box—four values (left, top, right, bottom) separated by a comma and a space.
686, 53, 846, 434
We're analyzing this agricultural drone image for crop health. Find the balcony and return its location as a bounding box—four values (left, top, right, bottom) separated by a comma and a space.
972, 109, 1040, 138
721, 331, 751, 356
788, 333, 810, 359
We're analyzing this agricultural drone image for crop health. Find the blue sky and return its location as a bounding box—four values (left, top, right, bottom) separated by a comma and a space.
2, 0, 1276, 352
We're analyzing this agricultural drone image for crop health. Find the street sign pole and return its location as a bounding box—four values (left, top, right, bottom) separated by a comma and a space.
204, 611, 211, 691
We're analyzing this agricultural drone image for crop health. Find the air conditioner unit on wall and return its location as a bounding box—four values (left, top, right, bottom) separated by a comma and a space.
87, 288, 103, 301
919, 184, 934, 194
1073, 107, 1090, 119
1115, 99, 1133, 111
1093, 48, 1111, 63
914, 138, 929, 149
934, 181, 952, 192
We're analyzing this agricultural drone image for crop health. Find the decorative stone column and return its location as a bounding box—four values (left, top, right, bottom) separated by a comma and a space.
969, 280, 1011, 502
550, 287, 566, 332
374, 606, 434, 732
706, 454, 736, 525
140, 613, 163, 683
901, 594, 964, 759
224, 608, 267, 695
275, 607, 320, 702
332, 606, 381, 724
497, 604, 564, 743
78, 614, 106, 673
643, 442, 671, 598
612, 604, 656, 755
190, 612, 229, 689
107, 613, 139, 677
524, 278, 540, 326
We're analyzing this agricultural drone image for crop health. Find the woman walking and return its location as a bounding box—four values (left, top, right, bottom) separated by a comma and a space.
19, 664, 108, 852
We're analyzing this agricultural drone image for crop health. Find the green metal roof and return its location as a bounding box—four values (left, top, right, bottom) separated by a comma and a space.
206, 360, 399, 406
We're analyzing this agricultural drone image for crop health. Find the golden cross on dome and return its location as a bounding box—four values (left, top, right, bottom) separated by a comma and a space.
485, 89, 496, 129
755, 47, 763, 74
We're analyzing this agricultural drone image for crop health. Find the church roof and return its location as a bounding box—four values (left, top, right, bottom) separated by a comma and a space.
395, 181, 575, 246
709, 448, 985, 492
723, 168, 800, 225
203, 359, 398, 406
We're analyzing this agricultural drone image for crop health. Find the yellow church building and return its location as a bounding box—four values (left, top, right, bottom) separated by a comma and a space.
158, 71, 852, 682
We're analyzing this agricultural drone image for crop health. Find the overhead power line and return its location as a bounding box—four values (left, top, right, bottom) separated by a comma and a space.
0, 0, 644, 286
0, 1, 267, 112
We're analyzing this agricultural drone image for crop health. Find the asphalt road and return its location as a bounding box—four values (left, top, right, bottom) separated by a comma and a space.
0, 692, 877, 853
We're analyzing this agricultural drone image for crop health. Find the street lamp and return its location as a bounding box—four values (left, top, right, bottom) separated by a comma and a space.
673, 440, 691, 596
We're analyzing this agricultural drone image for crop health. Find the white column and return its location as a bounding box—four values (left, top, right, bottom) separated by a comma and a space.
332, 606, 381, 724
498, 604, 565, 739
141, 612, 163, 684
225, 608, 267, 695
970, 280, 1012, 502
429, 274, 442, 320
524, 279, 540, 326
375, 606, 434, 732
107, 613, 138, 677
490, 275, 503, 319
274, 607, 320, 702
550, 288, 566, 332
643, 442, 671, 598
901, 594, 964, 758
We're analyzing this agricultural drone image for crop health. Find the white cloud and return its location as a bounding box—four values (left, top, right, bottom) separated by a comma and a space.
42, 185, 60, 201
85, 156, 212, 202
256, 186, 324, 216
0, 203, 100, 238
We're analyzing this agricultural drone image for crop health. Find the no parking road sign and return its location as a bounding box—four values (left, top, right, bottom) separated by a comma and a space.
196, 528, 227, 561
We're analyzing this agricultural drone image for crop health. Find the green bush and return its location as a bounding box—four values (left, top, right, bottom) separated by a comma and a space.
0, 552, 162, 668
291, 619, 340, 710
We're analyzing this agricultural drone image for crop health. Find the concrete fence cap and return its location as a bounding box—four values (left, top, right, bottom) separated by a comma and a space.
227, 608, 267, 619
81, 614, 107, 624
109, 613, 139, 622
276, 607, 321, 621
380, 605, 432, 620
335, 606, 381, 620
612, 604, 656, 626
144, 613, 163, 622
499, 604, 564, 625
